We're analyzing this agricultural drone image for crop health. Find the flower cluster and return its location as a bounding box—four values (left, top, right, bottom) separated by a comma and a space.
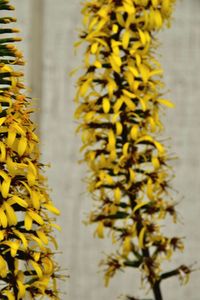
0, 1, 61, 299
75, 0, 190, 297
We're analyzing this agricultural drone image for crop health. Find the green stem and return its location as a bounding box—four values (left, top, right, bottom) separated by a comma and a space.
152, 281, 163, 300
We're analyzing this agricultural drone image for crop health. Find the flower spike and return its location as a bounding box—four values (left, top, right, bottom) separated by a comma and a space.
75, 0, 191, 299
0, 1, 62, 299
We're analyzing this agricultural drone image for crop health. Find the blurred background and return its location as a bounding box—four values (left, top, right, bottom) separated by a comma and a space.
9, 0, 200, 299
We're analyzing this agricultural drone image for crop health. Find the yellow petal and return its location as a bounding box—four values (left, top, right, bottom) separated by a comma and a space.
42, 256, 54, 275
0, 207, 8, 228
13, 229, 28, 249
28, 210, 44, 226
7, 129, 17, 147
3, 290, 15, 300
147, 178, 154, 200
12, 123, 26, 136
152, 156, 160, 170
114, 97, 124, 113
0, 117, 6, 126
112, 24, 119, 34
107, 130, 116, 152
130, 125, 138, 140
17, 280, 26, 299
3, 202, 17, 226
114, 187, 121, 204
1, 177, 11, 198
154, 141, 165, 155
0, 142, 6, 162
115, 122, 123, 135
102, 97, 110, 114
3, 241, 20, 257
30, 260, 43, 278
0, 230, 5, 241
33, 252, 41, 262
154, 10, 163, 29
122, 30, 130, 49
31, 190, 41, 210
123, 142, 129, 156
138, 227, 146, 249
95, 222, 104, 239
123, 236, 132, 256
25, 213, 33, 230
157, 98, 175, 108
91, 42, 98, 54
139, 64, 150, 83
43, 203, 60, 215
94, 60, 102, 68
37, 230, 49, 245
18, 136, 27, 156
122, 89, 136, 99
129, 168, 136, 183
8, 195, 28, 208
30, 234, 45, 249
0, 255, 8, 278
123, 96, 136, 111
138, 29, 146, 45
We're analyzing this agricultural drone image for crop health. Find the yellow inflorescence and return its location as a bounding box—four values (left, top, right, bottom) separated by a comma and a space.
0, 1, 61, 299
75, 0, 190, 292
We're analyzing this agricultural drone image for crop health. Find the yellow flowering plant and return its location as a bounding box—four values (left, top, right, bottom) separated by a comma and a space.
0, 1, 62, 299
74, 0, 191, 299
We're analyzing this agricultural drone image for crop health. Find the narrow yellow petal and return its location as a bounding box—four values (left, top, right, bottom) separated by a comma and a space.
43, 203, 60, 215
0, 207, 8, 228
37, 230, 49, 245
7, 130, 16, 147
152, 156, 160, 170
3, 202, 17, 226
25, 213, 33, 230
138, 227, 146, 249
115, 122, 123, 135
123, 236, 132, 256
102, 97, 110, 114
122, 30, 130, 49
17, 280, 26, 299
28, 210, 44, 226
8, 195, 28, 208
30, 260, 43, 278
133, 201, 149, 213
157, 98, 175, 108
0, 142, 6, 162
0, 255, 8, 278
17, 136, 27, 156
0, 117, 6, 126
13, 229, 28, 249
138, 29, 146, 45
3, 290, 15, 300
95, 222, 104, 239
1, 177, 11, 198
114, 187, 121, 204
130, 125, 138, 140
147, 178, 154, 200
91, 42, 98, 54
31, 190, 41, 210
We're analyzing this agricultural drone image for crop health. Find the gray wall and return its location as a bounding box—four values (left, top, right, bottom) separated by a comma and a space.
10, 1, 200, 299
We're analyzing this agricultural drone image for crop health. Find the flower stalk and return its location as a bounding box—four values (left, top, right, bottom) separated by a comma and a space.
75, 0, 191, 299
0, 1, 62, 299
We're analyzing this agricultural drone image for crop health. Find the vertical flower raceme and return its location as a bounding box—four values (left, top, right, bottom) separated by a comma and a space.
0, 1, 62, 299
75, 0, 191, 299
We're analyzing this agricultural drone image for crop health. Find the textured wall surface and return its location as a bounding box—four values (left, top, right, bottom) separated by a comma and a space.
11, 1, 200, 299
